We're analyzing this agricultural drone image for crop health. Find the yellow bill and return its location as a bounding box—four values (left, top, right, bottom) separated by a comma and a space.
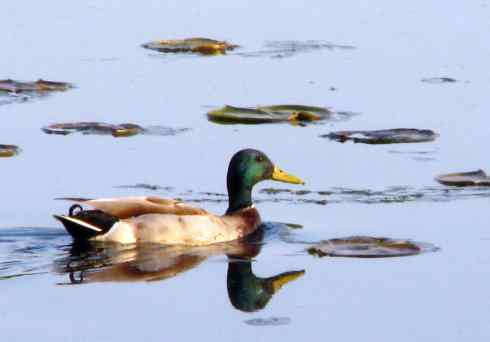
271, 166, 305, 185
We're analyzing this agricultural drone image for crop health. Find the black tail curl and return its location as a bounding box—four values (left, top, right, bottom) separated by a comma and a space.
69, 204, 83, 216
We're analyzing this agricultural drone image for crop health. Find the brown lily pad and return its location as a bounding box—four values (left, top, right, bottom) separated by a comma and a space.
0, 79, 72, 93
42, 122, 189, 137
141, 37, 238, 55
322, 128, 438, 144
435, 170, 490, 186
43, 122, 143, 137
207, 105, 330, 124
0, 145, 21, 157
307, 236, 438, 258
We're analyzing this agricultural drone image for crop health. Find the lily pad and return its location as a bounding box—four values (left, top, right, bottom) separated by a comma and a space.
0, 145, 21, 157
207, 105, 330, 124
42, 122, 189, 137
307, 236, 438, 258
0, 79, 72, 93
141, 37, 238, 55
322, 128, 438, 144
435, 170, 490, 186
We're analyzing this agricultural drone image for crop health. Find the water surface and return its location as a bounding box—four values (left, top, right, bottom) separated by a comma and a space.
1, 1, 490, 341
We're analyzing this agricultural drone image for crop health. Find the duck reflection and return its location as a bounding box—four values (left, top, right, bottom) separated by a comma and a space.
227, 256, 304, 312
55, 226, 304, 311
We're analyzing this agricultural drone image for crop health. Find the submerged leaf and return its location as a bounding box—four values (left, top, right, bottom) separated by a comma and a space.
307, 236, 438, 258
435, 170, 490, 186
0, 145, 21, 157
238, 40, 355, 59
0, 79, 72, 93
244, 317, 291, 326
141, 37, 238, 55
322, 128, 438, 144
421, 77, 459, 84
207, 105, 330, 124
42, 122, 189, 137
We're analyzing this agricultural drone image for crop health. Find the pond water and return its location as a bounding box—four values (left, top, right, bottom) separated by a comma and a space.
1, 1, 490, 341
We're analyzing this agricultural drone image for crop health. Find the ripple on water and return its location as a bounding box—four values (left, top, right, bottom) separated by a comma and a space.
112, 183, 490, 206
0, 227, 68, 280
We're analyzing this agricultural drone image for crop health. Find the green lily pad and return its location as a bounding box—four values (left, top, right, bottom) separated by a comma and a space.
322, 128, 438, 144
141, 37, 238, 55
307, 236, 438, 258
0, 145, 21, 157
42, 122, 189, 137
435, 170, 490, 186
0, 79, 72, 93
207, 105, 330, 124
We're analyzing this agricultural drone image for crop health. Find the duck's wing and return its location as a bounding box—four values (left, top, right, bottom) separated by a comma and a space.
61, 196, 208, 219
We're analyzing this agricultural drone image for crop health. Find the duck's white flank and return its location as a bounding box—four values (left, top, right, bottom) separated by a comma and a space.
95, 221, 136, 244
94, 212, 255, 246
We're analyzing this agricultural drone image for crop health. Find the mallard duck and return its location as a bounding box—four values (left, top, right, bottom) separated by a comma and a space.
54, 149, 304, 245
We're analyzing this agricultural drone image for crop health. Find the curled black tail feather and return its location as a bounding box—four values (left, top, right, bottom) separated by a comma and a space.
54, 209, 119, 241
69, 204, 83, 216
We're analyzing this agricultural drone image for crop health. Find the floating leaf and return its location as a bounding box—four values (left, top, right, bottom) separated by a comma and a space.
42, 122, 189, 138
322, 128, 438, 144
435, 170, 490, 186
283, 223, 304, 229
307, 236, 438, 258
207, 105, 330, 124
141, 37, 238, 55
0, 145, 21, 157
0, 79, 72, 93
43, 122, 143, 137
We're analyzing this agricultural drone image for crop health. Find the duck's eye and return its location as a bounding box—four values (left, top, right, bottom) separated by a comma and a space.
255, 155, 264, 163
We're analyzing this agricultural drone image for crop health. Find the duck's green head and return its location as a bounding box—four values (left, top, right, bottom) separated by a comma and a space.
226, 149, 304, 213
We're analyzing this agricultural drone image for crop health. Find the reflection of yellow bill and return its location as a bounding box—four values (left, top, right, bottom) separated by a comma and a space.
272, 166, 305, 185
270, 270, 305, 293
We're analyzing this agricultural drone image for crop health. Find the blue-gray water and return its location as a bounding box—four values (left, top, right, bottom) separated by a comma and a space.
1, 1, 490, 341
